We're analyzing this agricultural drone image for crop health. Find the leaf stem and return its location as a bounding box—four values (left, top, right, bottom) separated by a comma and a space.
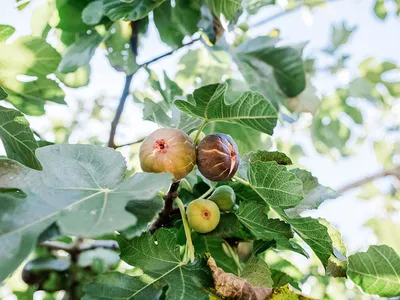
194, 120, 208, 143
233, 175, 251, 187
223, 241, 243, 275
195, 186, 214, 200
175, 197, 195, 263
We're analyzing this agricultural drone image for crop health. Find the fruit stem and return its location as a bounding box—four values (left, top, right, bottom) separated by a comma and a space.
196, 186, 214, 201
233, 175, 251, 187
175, 197, 195, 263
223, 241, 243, 275
194, 120, 208, 143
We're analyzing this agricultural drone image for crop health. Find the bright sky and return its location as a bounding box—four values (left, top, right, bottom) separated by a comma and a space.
0, 0, 399, 257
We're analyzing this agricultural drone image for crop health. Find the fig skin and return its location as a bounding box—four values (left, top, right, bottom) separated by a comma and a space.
187, 199, 220, 233
139, 128, 196, 181
189, 130, 206, 145
208, 186, 236, 211
197, 133, 240, 182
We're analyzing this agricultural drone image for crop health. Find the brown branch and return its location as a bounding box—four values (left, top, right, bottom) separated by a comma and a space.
107, 37, 202, 149
40, 240, 119, 253
337, 166, 400, 194
115, 137, 145, 148
251, 0, 342, 28
149, 181, 181, 233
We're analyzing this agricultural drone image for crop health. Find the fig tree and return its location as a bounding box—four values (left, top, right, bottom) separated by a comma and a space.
208, 186, 236, 211
139, 128, 196, 181
197, 133, 239, 181
187, 199, 220, 233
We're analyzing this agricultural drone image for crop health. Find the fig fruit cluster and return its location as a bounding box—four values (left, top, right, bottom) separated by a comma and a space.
139, 128, 239, 182
139, 128, 240, 233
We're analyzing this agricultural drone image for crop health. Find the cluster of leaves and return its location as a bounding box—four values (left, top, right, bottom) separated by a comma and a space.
1, 0, 400, 299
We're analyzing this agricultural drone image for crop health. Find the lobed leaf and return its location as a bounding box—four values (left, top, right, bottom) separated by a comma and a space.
0, 105, 41, 170
0, 25, 15, 42
116, 229, 212, 299
103, 0, 166, 21
0, 145, 172, 281
174, 83, 278, 135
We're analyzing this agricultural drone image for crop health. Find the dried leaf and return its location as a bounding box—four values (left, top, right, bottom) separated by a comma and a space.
207, 256, 313, 300
207, 256, 273, 299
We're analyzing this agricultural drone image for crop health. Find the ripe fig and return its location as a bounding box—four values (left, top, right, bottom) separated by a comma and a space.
187, 199, 220, 233
208, 186, 236, 211
197, 133, 239, 181
189, 130, 206, 145
139, 128, 196, 181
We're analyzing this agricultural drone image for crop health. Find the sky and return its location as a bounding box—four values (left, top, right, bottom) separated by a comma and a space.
0, 0, 399, 258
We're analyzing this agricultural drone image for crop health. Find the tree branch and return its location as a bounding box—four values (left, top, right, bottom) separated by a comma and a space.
337, 166, 400, 194
40, 240, 119, 253
149, 181, 181, 233
107, 37, 201, 149
115, 137, 145, 148
251, 0, 342, 28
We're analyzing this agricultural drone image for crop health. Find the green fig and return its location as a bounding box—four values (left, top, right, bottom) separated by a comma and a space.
208, 186, 236, 211
187, 199, 220, 233
139, 128, 196, 181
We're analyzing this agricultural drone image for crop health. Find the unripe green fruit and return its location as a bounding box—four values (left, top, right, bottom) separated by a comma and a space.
197, 133, 240, 182
208, 186, 236, 211
187, 199, 220, 233
139, 128, 196, 181
189, 130, 206, 145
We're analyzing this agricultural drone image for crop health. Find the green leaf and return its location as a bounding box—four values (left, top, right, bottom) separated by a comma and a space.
0, 86, 7, 100
0, 25, 15, 42
374, 0, 388, 20
365, 219, 400, 254
83, 272, 162, 300
55, 0, 91, 33
0, 36, 61, 77
285, 169, 339, 217
103, 0, 167, 21
175, 49, 232, 88
115, 229, 212, 299
324, 22, 357, 53
193, 234, 238, 274
205, 0, 243, 20
174, 83, 278, 135
0, 36, 64, 115
154, 0, 201, 48
240, 150, 292, 179
277, 211, 333, 268
242, 255, 273, 288
348, 245, 400, 297
82, 1, 104, 25
247, 161, 304, 208
58, 31, 103, 73
208, 213, 252, 239
57, 65, 91, 88
237, 36, 306, 97
236, 201, 293, 241
104, 21, 138, 75
0, 105, 41, 170
0, 145, 172, 281
2, 77, 65, 116
320, 218, 347, 278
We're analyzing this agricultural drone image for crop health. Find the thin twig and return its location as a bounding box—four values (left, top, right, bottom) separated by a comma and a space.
115, 137, 145, 148
250, 0, 342, 28
337, 166, 400, 194
107, 37, 202, 148
149, 181, 181, 233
